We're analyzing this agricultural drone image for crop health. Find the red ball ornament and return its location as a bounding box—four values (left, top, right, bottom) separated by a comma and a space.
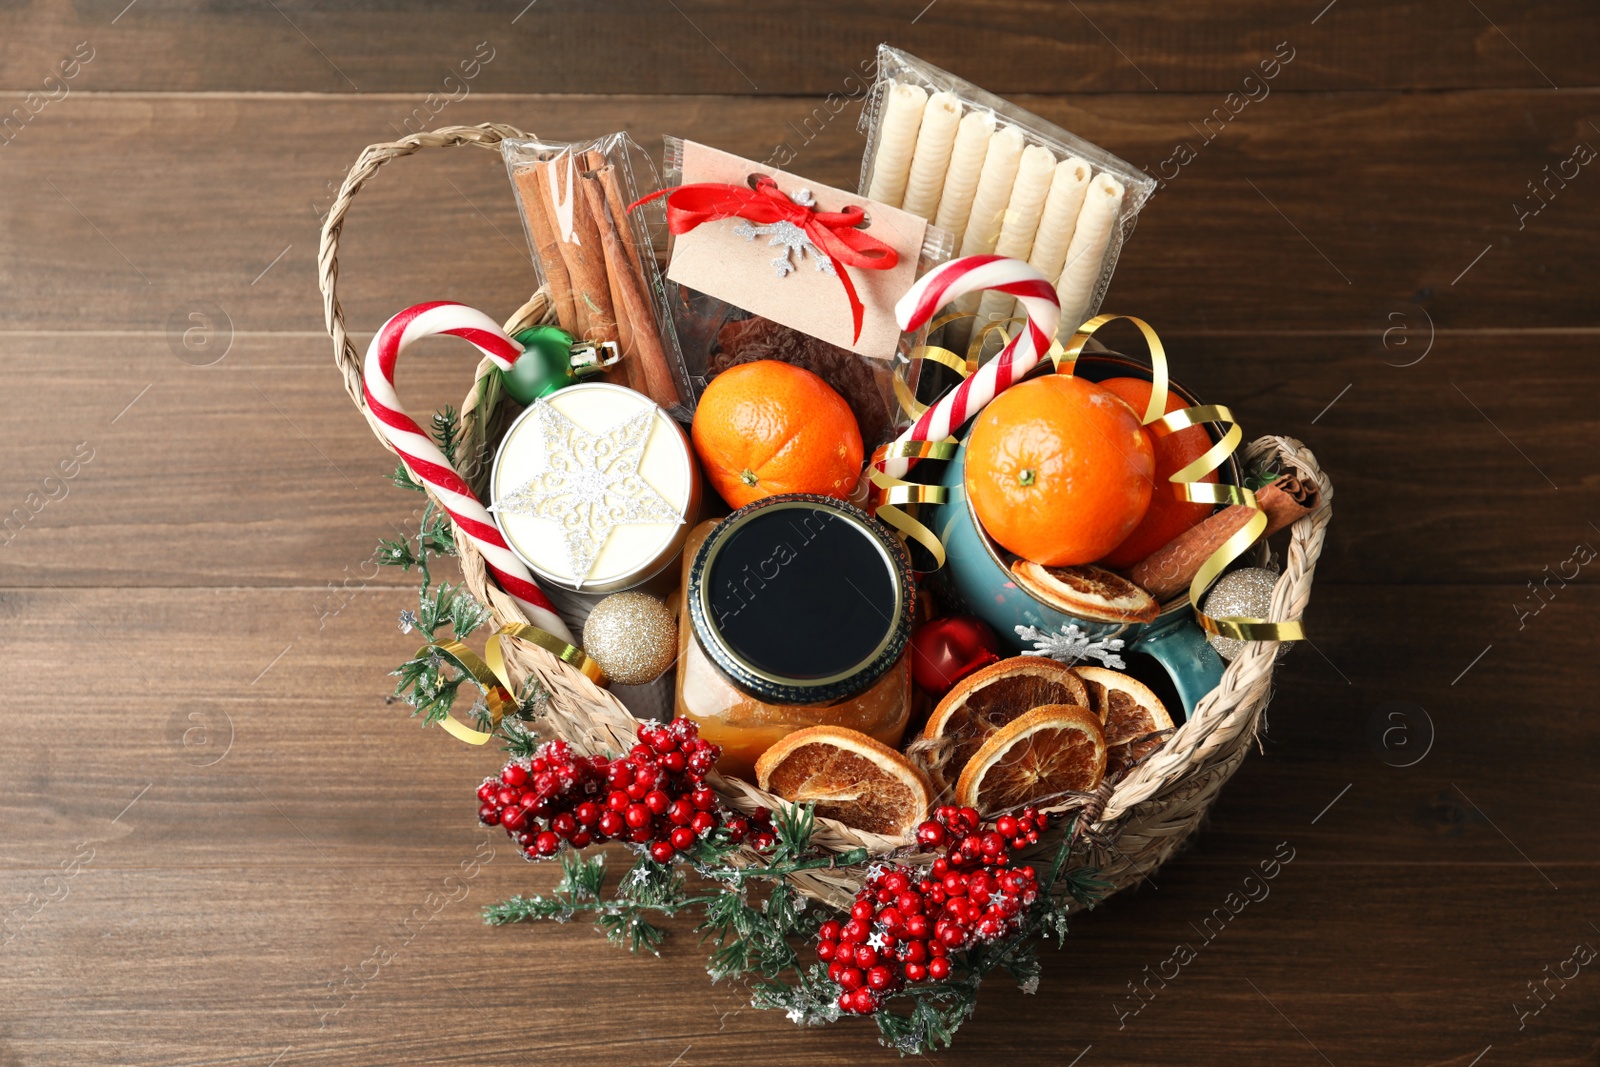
909, 615, 1001, 696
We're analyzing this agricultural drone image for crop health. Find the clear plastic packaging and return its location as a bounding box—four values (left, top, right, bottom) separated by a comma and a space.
502, 133, 696, 419
656, 136, 955, 454
857, 45, 1158, 338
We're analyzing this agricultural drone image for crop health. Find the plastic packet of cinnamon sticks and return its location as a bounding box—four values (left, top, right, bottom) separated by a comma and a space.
857, 45, 1157, 349
655, 135, 955, 455
502, 133, 695, 419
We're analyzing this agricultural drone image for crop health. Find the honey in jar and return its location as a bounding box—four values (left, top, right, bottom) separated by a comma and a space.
674, 495, 914, 780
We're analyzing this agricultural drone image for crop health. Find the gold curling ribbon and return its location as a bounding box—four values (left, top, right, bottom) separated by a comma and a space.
883, 313, 1041, 565
870, 440, 957, 570
490, 622, 607, 687
1054, 315, 1304, 646
425, 624, 607, 746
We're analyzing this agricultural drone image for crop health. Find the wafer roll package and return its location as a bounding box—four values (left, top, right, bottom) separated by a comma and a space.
858, 46, 1157, 346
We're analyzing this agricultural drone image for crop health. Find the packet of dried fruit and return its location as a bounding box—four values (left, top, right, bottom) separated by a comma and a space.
640, 137, 955, 453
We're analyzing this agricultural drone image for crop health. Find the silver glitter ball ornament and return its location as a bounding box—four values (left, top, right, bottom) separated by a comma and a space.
1202, 567, 1287, 662
582, 592, 678, 686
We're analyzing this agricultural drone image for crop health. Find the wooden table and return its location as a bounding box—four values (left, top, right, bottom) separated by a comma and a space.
3, 3, 1597, 1064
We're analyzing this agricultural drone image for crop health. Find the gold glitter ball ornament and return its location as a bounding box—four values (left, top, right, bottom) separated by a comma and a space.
1202, 567, 1289, 662
582, 592, 678, 686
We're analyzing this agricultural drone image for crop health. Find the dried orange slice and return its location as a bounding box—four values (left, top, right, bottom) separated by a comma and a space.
1010, 560, 1158, 623
1074, 666, 1173, 744
955, 705, 1107, 813
920, 657, 1090, 787
755, 726, 932, 838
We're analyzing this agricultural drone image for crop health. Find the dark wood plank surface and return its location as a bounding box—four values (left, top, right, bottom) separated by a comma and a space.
3, 3, 1599, 1065
3, 0, 1596, 93
4, 91, 1599, 334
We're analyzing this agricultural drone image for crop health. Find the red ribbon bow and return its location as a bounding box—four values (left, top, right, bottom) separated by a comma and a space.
634, 175, 899, 343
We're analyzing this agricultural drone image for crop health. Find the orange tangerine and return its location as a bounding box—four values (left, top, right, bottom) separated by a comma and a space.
1096, 377, 1218, 570
691, 360, 863, 509
965, 375, 1153, 566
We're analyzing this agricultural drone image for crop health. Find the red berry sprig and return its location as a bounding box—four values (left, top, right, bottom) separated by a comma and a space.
476, 718, 775, 862
819, 805, 1048, 1015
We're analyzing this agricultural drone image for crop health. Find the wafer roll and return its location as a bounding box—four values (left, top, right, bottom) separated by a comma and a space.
933, 110, 996, 239
1056, 171, 1125, 332
957, 125, 1027, 257
948, 125, 1027, 347
867, 82, 928, 208
899, 90, 963, 220
1024, 158, 1092, 293
974, 144, 1057, 346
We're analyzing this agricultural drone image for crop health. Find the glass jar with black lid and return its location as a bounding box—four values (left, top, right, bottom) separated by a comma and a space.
674, 494, 915, 779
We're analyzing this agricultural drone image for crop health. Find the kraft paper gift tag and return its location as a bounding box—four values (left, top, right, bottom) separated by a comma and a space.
665, 141, 929, 362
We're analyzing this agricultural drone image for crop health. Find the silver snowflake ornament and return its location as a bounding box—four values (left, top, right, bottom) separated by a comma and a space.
733, 218, 835, 279
491, 402, 682, 587
1015, 622, 1127, 669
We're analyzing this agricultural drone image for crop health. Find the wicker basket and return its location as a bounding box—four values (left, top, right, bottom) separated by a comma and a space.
319, 124, 1332, 910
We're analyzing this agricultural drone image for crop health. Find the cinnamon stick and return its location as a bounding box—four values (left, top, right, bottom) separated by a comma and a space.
512, 163, 577, 335
578, 168, 682, 409
1128, 477, 1318, 602
577, 170, 646, 395
583, 149, 648, 291
585, 150, 652, 396
547, 156, 620, 351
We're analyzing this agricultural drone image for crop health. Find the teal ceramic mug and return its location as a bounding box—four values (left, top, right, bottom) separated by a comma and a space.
928, 353, 1238, 720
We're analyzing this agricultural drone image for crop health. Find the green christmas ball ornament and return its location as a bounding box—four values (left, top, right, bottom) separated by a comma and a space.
500, 325, 618, 404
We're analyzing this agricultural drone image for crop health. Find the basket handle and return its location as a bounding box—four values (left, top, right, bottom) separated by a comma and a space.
317, 123, 532, 415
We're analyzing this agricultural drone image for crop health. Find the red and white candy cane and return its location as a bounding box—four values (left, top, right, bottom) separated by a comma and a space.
879, 255, 1061, 477
362, 301, 575, 645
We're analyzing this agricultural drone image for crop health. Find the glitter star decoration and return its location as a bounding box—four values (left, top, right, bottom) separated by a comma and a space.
491, 401, 682, 587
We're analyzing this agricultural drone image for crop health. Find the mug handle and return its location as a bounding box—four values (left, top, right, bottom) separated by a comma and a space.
1135, 617, 1226, 722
